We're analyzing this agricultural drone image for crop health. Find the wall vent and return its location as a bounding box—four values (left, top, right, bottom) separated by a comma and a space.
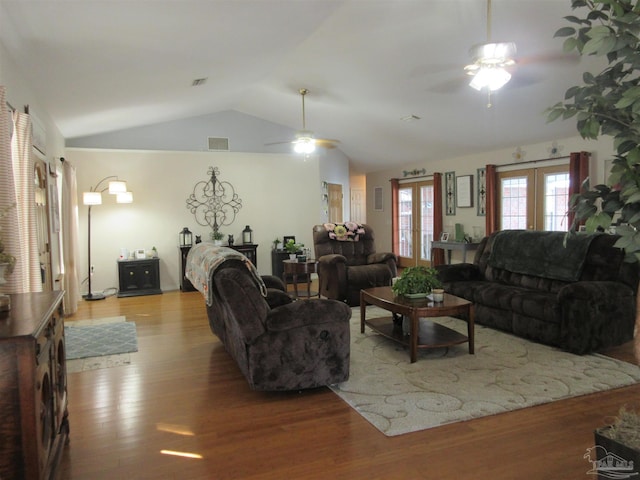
208, 137, 230, 151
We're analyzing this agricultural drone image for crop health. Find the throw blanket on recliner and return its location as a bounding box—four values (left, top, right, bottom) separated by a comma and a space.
324, 222, 365, 241
488, 230, 599, 282
185, 243, 266, 306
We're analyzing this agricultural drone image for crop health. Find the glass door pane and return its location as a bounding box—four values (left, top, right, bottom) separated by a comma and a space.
541, 171, 570, 232
500, 176, 529, 230
398, 186, 413, 259
419, 183, 434, 263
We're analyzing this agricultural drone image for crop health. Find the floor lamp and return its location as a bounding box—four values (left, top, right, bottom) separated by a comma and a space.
82, 176, 133, 301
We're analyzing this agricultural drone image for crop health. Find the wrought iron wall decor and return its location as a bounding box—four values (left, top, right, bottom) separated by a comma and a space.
477, 167, 486, 216
186, 166, 242, 235
402, 168, 426, 177
445, 171, 456, 216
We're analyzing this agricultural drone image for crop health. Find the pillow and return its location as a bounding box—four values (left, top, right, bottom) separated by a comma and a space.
324, 222, 365, 241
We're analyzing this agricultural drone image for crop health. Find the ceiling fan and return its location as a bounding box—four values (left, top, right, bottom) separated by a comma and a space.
464, 0, 517, 94
266, 88, 339, 154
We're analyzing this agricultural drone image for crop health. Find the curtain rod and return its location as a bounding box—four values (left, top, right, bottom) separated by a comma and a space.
498, 154, 571, 169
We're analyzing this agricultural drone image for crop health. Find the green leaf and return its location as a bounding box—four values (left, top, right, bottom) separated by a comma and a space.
555, 26, 577, 37
563, 37, 579, 53
585, 213, 612, 231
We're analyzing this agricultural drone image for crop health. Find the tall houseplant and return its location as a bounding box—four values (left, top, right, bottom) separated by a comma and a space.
547, 0, 640, 364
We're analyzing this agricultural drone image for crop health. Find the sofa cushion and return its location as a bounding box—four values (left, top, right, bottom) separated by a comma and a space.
214, 268, 268, 344
488, 230, 598, 281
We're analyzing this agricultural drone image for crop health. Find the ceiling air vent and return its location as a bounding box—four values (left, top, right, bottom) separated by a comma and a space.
208, 137, 229, 151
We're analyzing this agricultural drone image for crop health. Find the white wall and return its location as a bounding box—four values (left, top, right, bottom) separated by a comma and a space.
366, 134, 616, 259
66, 148, 333, 295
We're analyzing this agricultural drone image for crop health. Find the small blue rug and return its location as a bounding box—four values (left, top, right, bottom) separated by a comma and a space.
65, 322, 138, 360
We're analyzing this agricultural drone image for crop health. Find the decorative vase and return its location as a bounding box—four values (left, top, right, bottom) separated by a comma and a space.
431, 289, 445, 302
289, 254, 297, 261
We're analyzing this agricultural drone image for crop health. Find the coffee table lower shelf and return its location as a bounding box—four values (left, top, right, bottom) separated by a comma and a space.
365, 316, 470, 351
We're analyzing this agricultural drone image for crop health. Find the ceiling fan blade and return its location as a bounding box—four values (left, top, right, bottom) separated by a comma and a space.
316, 138, 340, 149
264, 140, 293, 146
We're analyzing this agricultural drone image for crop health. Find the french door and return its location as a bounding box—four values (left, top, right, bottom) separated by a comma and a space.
397, 180, 435, 268
498, 165, 569, 231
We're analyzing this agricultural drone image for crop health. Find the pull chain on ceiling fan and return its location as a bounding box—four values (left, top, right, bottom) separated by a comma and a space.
265, 88, 339, 154
464, 0, 516, 95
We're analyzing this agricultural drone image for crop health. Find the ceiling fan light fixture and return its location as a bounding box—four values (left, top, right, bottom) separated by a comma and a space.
293, 132, 316, 154
465, 41, 516, 92
468, 65, 512, 91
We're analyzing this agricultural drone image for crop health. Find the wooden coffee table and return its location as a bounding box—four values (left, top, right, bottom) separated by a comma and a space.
360, 287, 474, 363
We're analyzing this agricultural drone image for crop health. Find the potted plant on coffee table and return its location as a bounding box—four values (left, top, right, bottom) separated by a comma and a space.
391, 266, 442, 299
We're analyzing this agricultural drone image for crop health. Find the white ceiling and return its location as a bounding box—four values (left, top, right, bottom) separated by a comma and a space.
0, 0, 602, 173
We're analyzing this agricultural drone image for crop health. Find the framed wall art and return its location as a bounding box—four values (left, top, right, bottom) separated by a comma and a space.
456, 175, 473, 208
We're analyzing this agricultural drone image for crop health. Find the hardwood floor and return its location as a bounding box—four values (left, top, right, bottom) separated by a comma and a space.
59, 288, 640, 480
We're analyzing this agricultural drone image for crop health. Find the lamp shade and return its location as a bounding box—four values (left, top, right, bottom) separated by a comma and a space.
116, 191, 133, 204
108, 180, 127, 194
83, 191, 102, 206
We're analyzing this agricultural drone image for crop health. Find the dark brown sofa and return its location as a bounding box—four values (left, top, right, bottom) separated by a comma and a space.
436, 230, 638, 354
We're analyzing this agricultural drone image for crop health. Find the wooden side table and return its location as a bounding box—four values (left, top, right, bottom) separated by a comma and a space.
282, 260, 318, 298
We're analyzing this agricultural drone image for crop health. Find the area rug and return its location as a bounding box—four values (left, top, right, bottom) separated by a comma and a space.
330, 307, 640, 437
65, 316, 138, 372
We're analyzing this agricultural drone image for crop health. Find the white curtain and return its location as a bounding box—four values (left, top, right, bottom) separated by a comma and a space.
9, 110, 42, 293
61, 160, 81, 314
0, 86, 20, 294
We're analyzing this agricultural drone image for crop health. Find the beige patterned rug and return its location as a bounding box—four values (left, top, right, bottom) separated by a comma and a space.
330, 307, 640, 437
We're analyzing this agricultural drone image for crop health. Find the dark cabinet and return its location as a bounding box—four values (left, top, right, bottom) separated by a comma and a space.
230, 244, 258, 266
178, 245, 258, 294
0, 291, 68, 480
117, 258, 162, 297
179, 247, 196, 291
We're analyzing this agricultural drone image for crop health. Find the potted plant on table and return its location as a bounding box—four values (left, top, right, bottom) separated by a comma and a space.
391, 266, 442, 299
211, 230, 224, 246
284, 239, 304, 260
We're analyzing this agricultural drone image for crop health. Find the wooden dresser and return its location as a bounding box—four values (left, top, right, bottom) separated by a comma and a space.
0, 291, 68, 480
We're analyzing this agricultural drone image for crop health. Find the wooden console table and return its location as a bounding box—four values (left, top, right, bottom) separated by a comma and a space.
0, 291, 69, 479
431, 241, 480, 265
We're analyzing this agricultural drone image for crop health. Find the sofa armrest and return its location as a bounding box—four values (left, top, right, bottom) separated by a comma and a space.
436, 263, 482, 283
317, 253, 347, 265
265, 288, 294, 308
367, 252, 397, 264
557, 281, 636, 354
265, 299, 351, 332
261, 274, 286, 291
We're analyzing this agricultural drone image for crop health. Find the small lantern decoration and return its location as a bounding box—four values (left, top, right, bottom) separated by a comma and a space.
242, 225, 253, 244
179, 227, 193, 247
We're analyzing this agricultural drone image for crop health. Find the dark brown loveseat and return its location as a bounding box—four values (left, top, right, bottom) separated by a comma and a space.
436, 230, 638, 354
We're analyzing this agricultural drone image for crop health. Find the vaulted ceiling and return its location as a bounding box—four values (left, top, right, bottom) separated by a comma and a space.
0, 1, 603, 172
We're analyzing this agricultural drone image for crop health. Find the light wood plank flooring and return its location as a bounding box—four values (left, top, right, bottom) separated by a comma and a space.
59, 288, 639, 479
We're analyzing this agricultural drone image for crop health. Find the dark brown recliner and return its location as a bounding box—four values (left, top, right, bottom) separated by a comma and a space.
312, 223, 398, 306
207, 258, 351, 391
